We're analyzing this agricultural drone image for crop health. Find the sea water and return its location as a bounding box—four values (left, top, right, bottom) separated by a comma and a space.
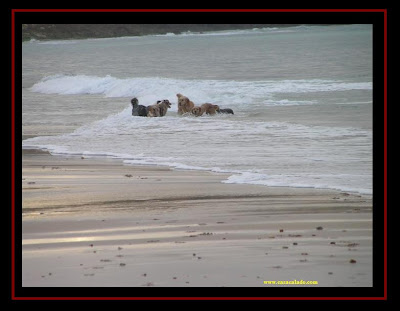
22, 25, 373, 195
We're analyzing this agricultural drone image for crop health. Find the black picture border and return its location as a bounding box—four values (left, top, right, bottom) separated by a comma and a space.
9, 9, 389, 301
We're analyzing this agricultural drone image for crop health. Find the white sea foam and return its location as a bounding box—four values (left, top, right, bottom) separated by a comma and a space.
222, 172, 372, 195
37, 40, 79, 45
154, 27, 290, 38
23, 108, 373, 195
30, 74, 372, 109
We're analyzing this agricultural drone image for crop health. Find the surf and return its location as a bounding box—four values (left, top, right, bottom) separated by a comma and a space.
30, 74, 372, 109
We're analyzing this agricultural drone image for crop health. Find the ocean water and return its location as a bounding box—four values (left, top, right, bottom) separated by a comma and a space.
22, 25, 373, 195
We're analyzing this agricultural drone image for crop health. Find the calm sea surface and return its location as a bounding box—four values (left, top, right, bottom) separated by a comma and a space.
22, 25, 373, 194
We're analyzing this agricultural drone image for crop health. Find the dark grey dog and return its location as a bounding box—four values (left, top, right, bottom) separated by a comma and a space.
131, 98, 149, 117
217, 108, 234, 114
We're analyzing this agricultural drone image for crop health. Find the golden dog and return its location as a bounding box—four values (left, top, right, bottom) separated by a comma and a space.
177, 93, 195, 115
191, 106, 205, 117
201, 103, 220, 115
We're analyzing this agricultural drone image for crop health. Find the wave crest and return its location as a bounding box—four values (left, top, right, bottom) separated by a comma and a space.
29, 74, 372, 108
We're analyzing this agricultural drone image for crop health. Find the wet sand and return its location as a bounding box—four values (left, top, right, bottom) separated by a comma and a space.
22, 149, 372, 287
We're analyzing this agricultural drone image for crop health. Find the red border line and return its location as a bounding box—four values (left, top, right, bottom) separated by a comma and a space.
15, 297, 387, 301
383, 8, 388, 300
12, 8, 387, 301
11, 8, 16, 301
11, 8, 387, 13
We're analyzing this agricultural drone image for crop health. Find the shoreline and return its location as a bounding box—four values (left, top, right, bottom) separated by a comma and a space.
22, 145, 373, 199
22, 149, 373, 287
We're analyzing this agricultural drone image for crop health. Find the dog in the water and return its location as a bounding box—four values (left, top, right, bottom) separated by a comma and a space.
191, 106, 205, 117
131, 98, 171, 117
147, 99, 172, 117
131, 98, 148, 117
217, 108, 234, 114
156, 99, 172, 117
177, 93, 195, 115
201, 103, 220, 115
147, 104, 160, 117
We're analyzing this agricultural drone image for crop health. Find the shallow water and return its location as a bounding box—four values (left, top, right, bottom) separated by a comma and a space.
22, 25, 373, 194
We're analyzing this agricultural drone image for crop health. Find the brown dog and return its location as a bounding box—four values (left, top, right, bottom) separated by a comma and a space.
146, 99, 172, 117
156, 99, 171, 117
147, 104, 160, 117
191, 106, 205, 117
201, 103, 220, 115
177, 93, 195, 115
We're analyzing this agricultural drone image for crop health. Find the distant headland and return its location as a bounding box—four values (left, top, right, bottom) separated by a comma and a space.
22, 24, 332, 41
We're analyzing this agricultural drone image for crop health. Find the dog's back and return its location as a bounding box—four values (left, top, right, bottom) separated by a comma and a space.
201, 103, 220, 115
131, 98, 149, 117
138, 105, 149, 117
218, 108, 234, 114
147, 105, 160, 117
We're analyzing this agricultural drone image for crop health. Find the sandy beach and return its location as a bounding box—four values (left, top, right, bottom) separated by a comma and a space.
21, 149, 373, 288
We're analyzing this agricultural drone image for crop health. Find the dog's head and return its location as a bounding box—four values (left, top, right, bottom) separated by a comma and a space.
177, 94, 189, 102
131, 98, 138, 106
161, 99, 171, 108
191, 106, 202, 116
